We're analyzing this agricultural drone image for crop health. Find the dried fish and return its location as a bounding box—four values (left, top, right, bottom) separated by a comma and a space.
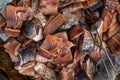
105, 0, 119, 13
59, 0, 98, 13
91, 19, 103, 35
31, 0, 40, 13
69, 26, 83, 40
60, 67, 74, 80
21, 39, 32, 47
44, 13, 66, 35
80, 54, 96, 80
85, 11, 100, 24
5, 49, 20, 63
80, 29, 94, 52
54, 32, 68, 40
35, 53, 52, 63
5, 27, 21, 37
1, 0, 120, 80
39, 32, 74, 64
15, 62, 37, 77
59, 1, 82, 13
6, 5, 34, 29
91, 19, 103, 45
102, 9, 113, 33
117, 4, 120, 23
34, 62, 57, 80
22, 20, 43, 42
34, 12, 47, 27
18, 47, 36, 66
5, 5, 34, 37
87, 0, 104, 12
89, 47, 105, 62
60, 19, 79, 30
3, 38, 21, 55
38, 0, 59, 14
74, 51, 82, 64
68, 25, 84, 51
107, 13, 120, 39
53, 50, 73, 64
101, 0, 119, 33
60, 11, 80, 30
107, 32, 120, 54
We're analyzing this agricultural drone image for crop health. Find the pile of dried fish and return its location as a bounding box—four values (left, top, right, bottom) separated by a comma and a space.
0, 0, 120, 80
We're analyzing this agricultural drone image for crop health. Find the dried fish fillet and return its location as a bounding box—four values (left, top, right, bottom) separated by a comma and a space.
44, 13, 66, 35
